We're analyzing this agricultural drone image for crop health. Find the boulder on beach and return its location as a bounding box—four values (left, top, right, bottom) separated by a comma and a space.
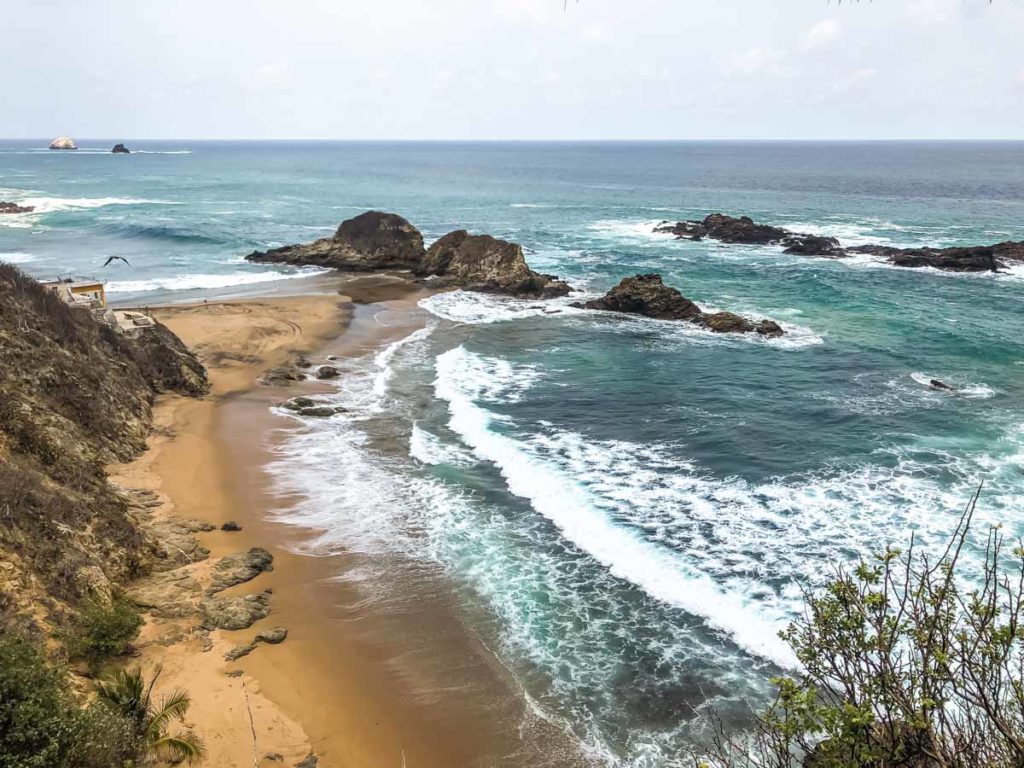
49, 136, 77, 150
246, 210, 573, 298
575, 273, 785, 337
112, 143, 131, 154
416, 230, 571, 298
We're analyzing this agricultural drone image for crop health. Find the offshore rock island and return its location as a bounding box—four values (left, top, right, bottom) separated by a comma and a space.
655, 213, 1024, 272
247, 210, 571, 298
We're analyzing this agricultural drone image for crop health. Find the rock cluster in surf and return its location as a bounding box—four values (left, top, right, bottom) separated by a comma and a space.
246, 210, 571, 299
112, 143, 131, 154
0, 201, 35, 214
575, 273, 784, 337
655, 213, 1023, 272
49, 136, 77, 150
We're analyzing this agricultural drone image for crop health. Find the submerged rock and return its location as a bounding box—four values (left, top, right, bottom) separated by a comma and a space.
111, 143, 131, 154
315, 365, 340, 379
576, 274, 784, 337
655, 214, 840, 256
220, 521, 242, 532
0, 201, 35, 214
49, 136, 77, 150
246, 210, 571, 298
847, 243, 1017, 273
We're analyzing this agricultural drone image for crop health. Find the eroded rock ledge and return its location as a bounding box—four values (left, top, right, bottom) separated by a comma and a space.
246, 210, 570, 298
654, 213, 1023, 273
574, 273, 783, 337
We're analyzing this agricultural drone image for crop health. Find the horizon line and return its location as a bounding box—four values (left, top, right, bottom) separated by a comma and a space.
3, 137, 1024, 144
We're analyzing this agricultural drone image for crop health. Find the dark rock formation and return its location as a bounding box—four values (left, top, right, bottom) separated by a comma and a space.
578, 273, 700, 320
656, 213, 1022, 272
416, 230, 570, 298
246, 211, 571, 298
296, 405, 344, 417
929, 379, 956, 392
111, 143, 131, 154
655, 214, 840, 256
221, 521, 242, 532
247, 211, 425, 272
574, 274, 784, 338
260, 365, 306, 386
846, 242, 1021, 273
0, 201, 35, 214
315, 365, 340, 379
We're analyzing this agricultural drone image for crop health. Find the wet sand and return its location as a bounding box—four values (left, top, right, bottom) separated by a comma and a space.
110, 274, 589, 767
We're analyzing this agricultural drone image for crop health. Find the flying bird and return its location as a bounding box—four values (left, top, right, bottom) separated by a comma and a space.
102, 256, 131, 267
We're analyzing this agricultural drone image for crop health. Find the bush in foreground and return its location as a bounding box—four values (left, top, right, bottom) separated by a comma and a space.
698, 490, 1024, 767
0, 634, 136, 768
63, 596, 143, 666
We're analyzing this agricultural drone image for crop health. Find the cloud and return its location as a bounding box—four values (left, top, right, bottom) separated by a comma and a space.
727, 48, 791, 78
252, 63, 292, 88
835, 67, 879, 92
800, 19, 843, 53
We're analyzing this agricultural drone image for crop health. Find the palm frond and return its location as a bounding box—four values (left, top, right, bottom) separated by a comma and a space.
152, 730, 207, 765
144, 688, 193, 742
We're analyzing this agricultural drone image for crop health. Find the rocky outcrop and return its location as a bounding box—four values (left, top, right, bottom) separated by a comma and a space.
845, 242, 1021, 273
246, 211, 572, 298
49, 136, 77, 150
0, 201, 35, 214
655, 214, 841, 256
247, 211, 425, 272
575, 274, 784, 338
224, 626, 288, 662
415, 230, 570, 298
205, 548, 274, 595
200, 591, 272, 631
112, 143, 131, 154
655, 213, 1022, 272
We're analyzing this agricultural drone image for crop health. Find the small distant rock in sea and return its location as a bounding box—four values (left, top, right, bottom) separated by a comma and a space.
0, 201, 35, 214
49, 136, 77, 150
112, 143, 131, 154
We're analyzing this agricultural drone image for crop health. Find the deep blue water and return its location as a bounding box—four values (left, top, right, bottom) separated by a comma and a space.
4, 140, 1024, 765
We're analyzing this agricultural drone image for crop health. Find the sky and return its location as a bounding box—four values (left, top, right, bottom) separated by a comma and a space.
2, 0, 1023, 140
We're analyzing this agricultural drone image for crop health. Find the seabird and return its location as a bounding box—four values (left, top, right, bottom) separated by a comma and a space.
102, 256, 131, 267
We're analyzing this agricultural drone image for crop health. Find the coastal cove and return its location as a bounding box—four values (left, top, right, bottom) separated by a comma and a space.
4, 140, 1024, 766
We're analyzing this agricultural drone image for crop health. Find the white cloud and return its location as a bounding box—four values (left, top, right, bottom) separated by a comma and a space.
253, 63, 292, 87
904, 0, 966, 27
727, 48, 791, 78
800, 19, 843, 53
836, 67, 879, 92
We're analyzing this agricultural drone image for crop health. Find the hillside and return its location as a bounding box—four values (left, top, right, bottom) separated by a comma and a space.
0, 264, 207, 636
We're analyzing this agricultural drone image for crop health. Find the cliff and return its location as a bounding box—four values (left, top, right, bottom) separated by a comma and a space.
0, 264, 208, 636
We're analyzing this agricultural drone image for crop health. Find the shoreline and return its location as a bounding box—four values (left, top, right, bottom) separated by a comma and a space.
109, 275, 588, 767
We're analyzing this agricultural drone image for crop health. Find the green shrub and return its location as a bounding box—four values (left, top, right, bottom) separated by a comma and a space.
64, 597, 143, 665
0, 634, 136, 768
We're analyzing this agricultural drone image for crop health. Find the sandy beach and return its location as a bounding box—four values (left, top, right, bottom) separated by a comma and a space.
107, 274, 586, 768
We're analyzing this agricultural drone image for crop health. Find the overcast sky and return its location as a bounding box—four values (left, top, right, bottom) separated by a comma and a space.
3, 0, 1022, 140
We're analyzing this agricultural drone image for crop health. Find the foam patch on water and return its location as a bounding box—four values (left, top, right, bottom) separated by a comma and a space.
589, 219, 676, 243
409, 424, 477, 467
435, 346, 800, 669
370, 326, 435, 409
106, 268, 329, 293
17, 196, 177, 214
910, 372, 996, 399
419, 290, 586, 325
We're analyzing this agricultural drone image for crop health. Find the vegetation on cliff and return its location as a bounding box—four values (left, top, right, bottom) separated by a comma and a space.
0, 263, 208, 634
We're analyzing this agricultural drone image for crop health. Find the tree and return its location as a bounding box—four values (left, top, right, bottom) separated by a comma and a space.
696, 489, 1024, 767
96, 666, 205, 766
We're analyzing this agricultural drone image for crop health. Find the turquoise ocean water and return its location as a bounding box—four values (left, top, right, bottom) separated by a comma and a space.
3, 140, 1024, 765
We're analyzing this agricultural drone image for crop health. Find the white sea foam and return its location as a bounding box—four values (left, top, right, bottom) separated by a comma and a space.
370, 326, 435, 408
910, 372, 996, 399
588, 219, 674, 243
419, 289, 586, 325
106, 268, 329, 293
16, 195, 176, 214
409, 424, 477, 467
0, 252, 36, 264
434, 346, 800, 669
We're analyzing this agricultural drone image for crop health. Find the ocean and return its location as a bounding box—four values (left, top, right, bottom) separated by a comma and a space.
4, 139, 1024, 765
